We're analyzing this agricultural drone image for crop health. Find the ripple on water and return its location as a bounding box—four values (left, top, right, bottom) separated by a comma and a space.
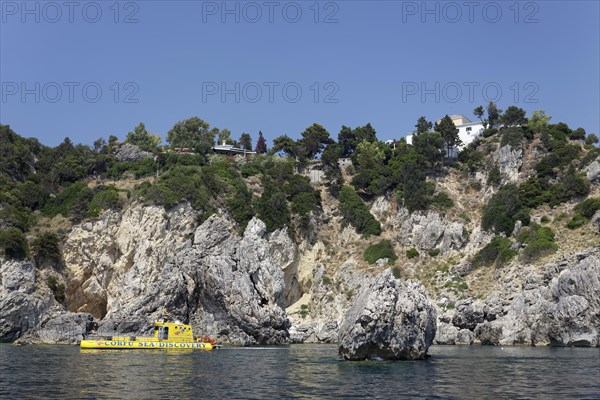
0, 344, 598, 399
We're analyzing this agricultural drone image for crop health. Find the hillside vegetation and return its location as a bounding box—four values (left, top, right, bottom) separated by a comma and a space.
1, 107, 599, 304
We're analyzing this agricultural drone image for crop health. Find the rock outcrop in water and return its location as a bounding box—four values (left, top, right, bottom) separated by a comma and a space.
338, 269, 437, 360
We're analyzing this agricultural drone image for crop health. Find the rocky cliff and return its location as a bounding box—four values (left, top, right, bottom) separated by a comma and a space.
1, 149, 599, 348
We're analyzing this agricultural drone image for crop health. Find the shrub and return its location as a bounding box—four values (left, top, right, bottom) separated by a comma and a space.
482, 128, 498, 138
574, 197, 600, 219
567, 198, 600, 229
406, 248, 419, 259
392, 267, 401, 279
487, 165, 501, 186
482, 184, 529, 235
322, 275, 332, 285
364, 240, 397, 264
338, 186, 381, 236
0, 228, 29, 260
519, 224, 558, 262
46, 276, 65, 303
257, 187, 290, 233
86, 186, 121, 218
566, 214, 588, 230
228, 182, 254, 231
540, 216, 550, 224
431, 192, 454, 210
428, 248, 440, 257
472, 236, 515, 268
500, 127, 524, 148
31, 232, 61, 265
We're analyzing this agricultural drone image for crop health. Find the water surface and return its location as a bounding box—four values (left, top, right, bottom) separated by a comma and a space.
0, 344, 598, 399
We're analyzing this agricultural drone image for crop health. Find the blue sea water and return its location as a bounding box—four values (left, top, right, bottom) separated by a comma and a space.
0, 344, 598, 399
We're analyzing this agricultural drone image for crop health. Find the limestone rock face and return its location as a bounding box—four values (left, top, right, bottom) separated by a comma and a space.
95, 215, 292, 346
394, 209, 466, 255
338, 269, 437, 360
493, 145, 523, 183
114, 143, 153, 162
15, 309, 97, 345
63, 203, 197, 319
0, 260, 54, 341
584, 158, 600, 182
434, 248, 600, 347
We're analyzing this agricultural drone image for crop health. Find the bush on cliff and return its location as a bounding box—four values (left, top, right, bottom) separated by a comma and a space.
482, 184, 529, 236
472, 236, 515, 268
364, 240, 397, 264
0, 228, 29, 260
31, 232, 62, 266
518, 224, 558, 262
338, 186, 381, 236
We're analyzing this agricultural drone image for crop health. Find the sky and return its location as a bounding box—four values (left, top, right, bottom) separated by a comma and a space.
1, 0, 599, 147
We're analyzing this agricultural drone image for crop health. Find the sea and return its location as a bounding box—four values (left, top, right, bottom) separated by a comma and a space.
0, 344, 598, 399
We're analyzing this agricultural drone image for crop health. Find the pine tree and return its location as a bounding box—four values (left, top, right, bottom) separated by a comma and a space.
434, 115, 461, 159
255, 131, 267, 154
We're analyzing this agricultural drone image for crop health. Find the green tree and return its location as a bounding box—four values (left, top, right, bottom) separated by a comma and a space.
487, 102, 502, 128
474, 106, 485, 125
299, 123, 333, 159
239, 133, 253, 151
501, 106, 528, 127
434, 115, 461, 160
338, 123, 377, 158
585, 133, 599, 145
271, 135, 300, 158
355, 141, 386, 171
125, 123, 161, 151
415, 116, 432, 134
167, 117, 216, 148
217, 128, 233, 145
527, 110, 551, 133
413, 131, 445, 169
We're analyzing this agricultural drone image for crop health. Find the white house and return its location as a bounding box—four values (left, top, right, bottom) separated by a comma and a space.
405, 114, 484, 157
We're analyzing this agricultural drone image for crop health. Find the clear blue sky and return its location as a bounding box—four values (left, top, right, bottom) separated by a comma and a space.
1, 0, 599, 147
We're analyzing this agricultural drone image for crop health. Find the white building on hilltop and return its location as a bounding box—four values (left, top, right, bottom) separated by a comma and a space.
405, 114, 484, 157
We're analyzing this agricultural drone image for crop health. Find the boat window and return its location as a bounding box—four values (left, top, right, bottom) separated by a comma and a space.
158, 326, 169, 340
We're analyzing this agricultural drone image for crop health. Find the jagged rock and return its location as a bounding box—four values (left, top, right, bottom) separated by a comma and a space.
64, 203, 197, 319
395, 209, 466, 254
493, 145, 523, 183
443, 249, 600, 347
15, 309, 97, 345
584, 158, 600, 182
0, 260, 54, 341
316, 320, 339, 343
475, 321, 502, 345
61, 205, 295, 345
435, 322, 459, 345
114, 143, 153, 162
452, 299, 488, 330
546, 253, 600, 346
338, 269, 437, 360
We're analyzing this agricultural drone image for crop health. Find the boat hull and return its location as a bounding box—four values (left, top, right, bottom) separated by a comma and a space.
80, 339, 213, 350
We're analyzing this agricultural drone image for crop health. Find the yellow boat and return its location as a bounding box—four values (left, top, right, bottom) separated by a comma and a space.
80, 320, 216, 350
